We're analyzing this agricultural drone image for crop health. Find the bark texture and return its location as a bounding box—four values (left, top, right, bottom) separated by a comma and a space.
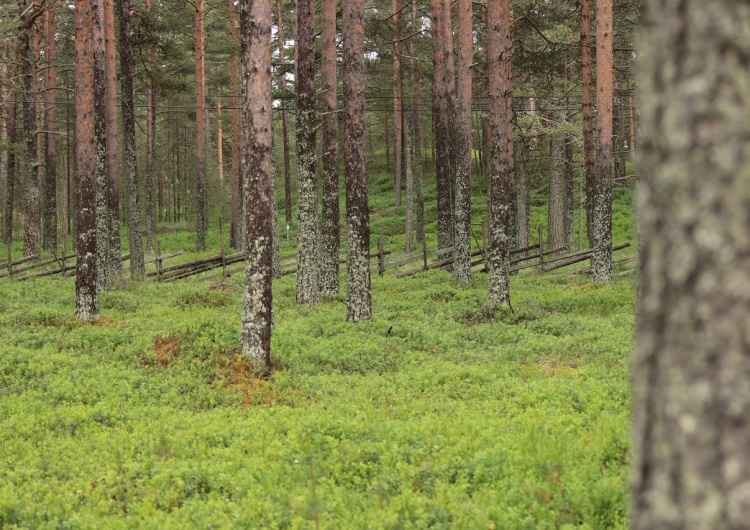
410, 0, 424, 246
74, 0, 99, 321
591, 0, 613, 283
119, 0, 145, 279
295, 0, 320, 307
343, 0, 372, 322
239, 0, 273, 373
320, 0, 340, 295
633, 2, 750, 528
195, 0, 208, 252
103, 0, 121, 280
581, 0, 595, 243
145, 0, 155, 255
548, 129, 566, 252
277, 0, 292, 229
43, 7, 57, 253
392, 0, 403, 207
93, 0, 109, 291
229, 0, 241, 248
486, 0, 514, 309
19, 1, 41, 257
453, 0, 473, 282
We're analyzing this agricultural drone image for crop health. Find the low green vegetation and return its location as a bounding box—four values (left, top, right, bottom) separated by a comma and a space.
0, 179, 636, 529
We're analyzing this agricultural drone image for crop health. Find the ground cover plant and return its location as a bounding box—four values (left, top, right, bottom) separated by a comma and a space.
0, 180, 636, 529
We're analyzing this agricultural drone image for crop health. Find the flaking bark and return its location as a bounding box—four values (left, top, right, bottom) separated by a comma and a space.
103, 0, 121, 280
195, 0, 208, 252
43, 7, 57, 253
343, 0, 372, 322
581, 0, 595, 243
93, 0, 109, 291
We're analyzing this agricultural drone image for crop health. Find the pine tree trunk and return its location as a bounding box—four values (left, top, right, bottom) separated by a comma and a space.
239, 0, 273, 372
410, 0, 424, 246
581, 0, 595, 243
0, 50, 7, 247
591, 0, 613, 283
74, 0, 99, 321
404, 98, 414, 253
487, 0, 514, 309
277, 0, 293, 230
104, 0, 121, 280
195, 0, 208, 252
20, 1, 41, 257
392, 0, 403, 207
320, 0, 340, 295
119, 0, 145, 280
517, 138, 531, 251
430, 0, 454, 258
217, 94, 224, 183
564, 65, 575, 252
343, 0, 372, 322
5, 42, 18, 251
93, 0, 110, 291
633, 2, 750, 527
145, 0, 156, 254
295, 0, 320, 307
229, 0, 241, 248
548, 129, 566, 252
43, 7, 57, 254
453, 0, 473, 282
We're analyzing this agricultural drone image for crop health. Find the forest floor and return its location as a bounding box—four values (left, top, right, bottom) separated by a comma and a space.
0, 173, 637, 528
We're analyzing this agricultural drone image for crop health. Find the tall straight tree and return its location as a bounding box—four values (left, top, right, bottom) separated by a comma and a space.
486, 0, 514, 309
103, 0, 120, 279
581, 0, 594, 242
343, 0, 371, 322
3, 42, 18, 251
74, 0, 99, 321
119, 0, 145, 279
19, 0, 41, 257
229, 0, 241, 248
591, 0, 613, 283
410, 0, 424, 246
145, 0, 155, 254
320, 0, 340, 295
453, 0, 473, 282
548, 124, 566, 252
392, 0, 403, 207
295, 0, 319, 306
92, 0, 110, 290
633, 1, 750, 527
195, 0, 208, 251
277, 0, 292, 230
42, 5, 57, 253
430, 0, 454, 257
239, 0, 273, 373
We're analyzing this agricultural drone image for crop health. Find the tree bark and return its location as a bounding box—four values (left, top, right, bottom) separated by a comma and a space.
581, 0, 595, 244
453, 0, 473, 282
411, 0, 424, 246
320, 0, 340, 295
277, 0, 293, 230
119, 0, 145, 280
145, 0, 156, 255
103, 0, 121, 280
633, 1, 750, 527
195, 0, 208, 252
392, 0, 403, 207
343, 0, 372, 322
239, 0, 273, 373
93, 0, 110, 291
486, 0, 514, 309
295, 0, 320, 307
591, 0, 613, 283
548, 127, 566, 252
229, 0, 241, 248
4, 42, 19, 252
217, 93, 224, 183
43, 6, 57, 254
19, 1, 41, 257
74, 0, 99, 321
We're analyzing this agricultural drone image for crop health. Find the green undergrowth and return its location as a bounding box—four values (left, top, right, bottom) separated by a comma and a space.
0, 260, 634, 528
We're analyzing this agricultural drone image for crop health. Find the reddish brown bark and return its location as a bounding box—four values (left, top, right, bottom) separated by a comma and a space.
591, 0, 613, 283
103, 0, 121, 278
217, 93, 224, 183
320, 0, 340, 295
343, 0, 371, 322
75, 0, 99, 320
239, 0, 273, 371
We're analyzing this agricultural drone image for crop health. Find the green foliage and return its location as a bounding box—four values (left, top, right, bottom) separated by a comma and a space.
0, 242, 634, 528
